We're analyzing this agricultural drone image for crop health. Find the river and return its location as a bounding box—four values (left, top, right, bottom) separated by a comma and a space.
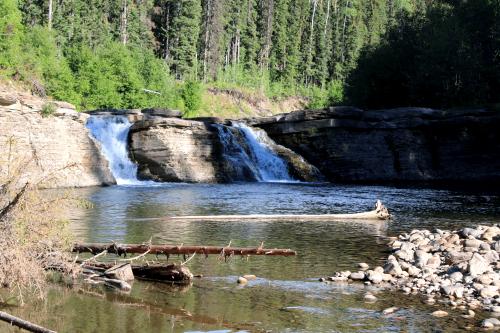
3, 182, 499, 332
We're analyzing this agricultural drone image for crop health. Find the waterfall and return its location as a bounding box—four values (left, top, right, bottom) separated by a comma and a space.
86, 115, 145, 185
214, 122, 294, 182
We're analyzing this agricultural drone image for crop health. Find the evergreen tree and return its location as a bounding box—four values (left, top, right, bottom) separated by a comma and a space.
169, 0, 201, 79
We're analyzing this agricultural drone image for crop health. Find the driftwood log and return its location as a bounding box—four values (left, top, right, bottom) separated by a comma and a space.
168, 200, 390, 221
0, 311, 56, 333
82, 262, 193, 283
73, 243, 297, 257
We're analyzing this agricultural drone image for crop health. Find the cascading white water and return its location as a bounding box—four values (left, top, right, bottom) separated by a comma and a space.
86, 115, 144, 185
215, 122, 293, 182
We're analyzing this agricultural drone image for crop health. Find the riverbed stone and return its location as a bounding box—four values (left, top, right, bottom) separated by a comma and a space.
384, 256, 403, 276
426, 255, 441, 269
491, 306, 500, 313
395, 249, 414, 262
468, 253, 490, 276
364, 293, 377, 302
237, 277, 248, 284
449, 271, 463, 282
382, 307, 399, 315
415, 250, 432, 268
464, 238, 483, 249
480, 286, 499, 298
367, 270, 384, 284
349, 272, 365, 280
484, 250, 500, 264
483, 227, 500, 242
432, 310, 448, 317
461, 228, 484, 239
358, 263, 369, 270
482, 318, 500, 328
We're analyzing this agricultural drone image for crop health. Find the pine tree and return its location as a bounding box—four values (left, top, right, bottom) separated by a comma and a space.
169, 0, 201, 79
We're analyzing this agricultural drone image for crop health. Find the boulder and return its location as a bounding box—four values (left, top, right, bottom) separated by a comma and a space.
141, 108, 182, 118
0, 93, 18, 106
366, 270, 384, 284
468, 253, 490, 276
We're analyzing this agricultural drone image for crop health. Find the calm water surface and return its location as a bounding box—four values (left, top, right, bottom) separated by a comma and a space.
3, 183, 500, 332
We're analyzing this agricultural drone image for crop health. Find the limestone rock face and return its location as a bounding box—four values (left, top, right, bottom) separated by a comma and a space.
129, 118, 222, 182
249, 106, 500, 185
0, 87, 115, 188
129, 118, 324, 183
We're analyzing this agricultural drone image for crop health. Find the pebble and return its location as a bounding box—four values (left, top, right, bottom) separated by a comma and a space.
349, 272, 365, 280
431, 310, 448, 317
358, 263, 369, 270
382, 307, 399, 315
364, 293, 377, 302
482, 318, 500, 328
237, 277, 248, 284
461, 309, 475, 319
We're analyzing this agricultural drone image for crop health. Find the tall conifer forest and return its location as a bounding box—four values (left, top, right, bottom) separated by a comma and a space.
0, 0, 499, 114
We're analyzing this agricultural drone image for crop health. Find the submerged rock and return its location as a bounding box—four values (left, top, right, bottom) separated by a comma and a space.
432, 310, 448, 317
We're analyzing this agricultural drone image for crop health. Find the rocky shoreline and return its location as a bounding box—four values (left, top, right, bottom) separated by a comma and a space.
322, 224, 500, 329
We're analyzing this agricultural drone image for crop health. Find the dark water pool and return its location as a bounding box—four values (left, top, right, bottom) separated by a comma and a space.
2, 183, 500, 332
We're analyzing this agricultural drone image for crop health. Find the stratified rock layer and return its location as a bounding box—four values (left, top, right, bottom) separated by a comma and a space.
249, 107, 500, 185
128, 118, 323, 183
129, 118, 222, 182
0, 85, 115, 188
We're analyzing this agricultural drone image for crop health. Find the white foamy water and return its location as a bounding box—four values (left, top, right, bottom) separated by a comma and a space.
215, 122, 293, 182
86, 115, 147, 185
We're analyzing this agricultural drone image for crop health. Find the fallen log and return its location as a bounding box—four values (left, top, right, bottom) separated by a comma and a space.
81, 262, 193, 283
0, 311, 56, 333
73, 243, 297, 257
168, 200, 390, 221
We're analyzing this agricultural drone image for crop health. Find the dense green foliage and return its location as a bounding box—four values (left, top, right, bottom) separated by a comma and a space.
0, 0, 498, 112
347, 0, 500, 108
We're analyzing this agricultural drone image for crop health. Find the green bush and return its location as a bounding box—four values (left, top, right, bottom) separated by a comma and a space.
41, 102, 56, 117
0, 0, 24, 73
181, 80, 202, 116
22, 27, 79, 105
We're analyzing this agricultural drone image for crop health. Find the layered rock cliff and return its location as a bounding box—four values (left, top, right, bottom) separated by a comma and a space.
248, 107, 500, 186
0, 84, 115, 188
128, 117, 322, 183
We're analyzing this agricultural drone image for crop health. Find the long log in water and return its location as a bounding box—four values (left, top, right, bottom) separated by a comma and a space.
169, 200, 390, 221
72, 243, 297, 256
0, 311, 56, 333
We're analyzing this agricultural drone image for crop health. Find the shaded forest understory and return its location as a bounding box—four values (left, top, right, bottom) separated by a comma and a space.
0, 0, 499, 116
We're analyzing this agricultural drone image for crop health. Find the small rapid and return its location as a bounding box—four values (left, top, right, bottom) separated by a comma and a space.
214, 122, 294, 182
86, 115, 145, 185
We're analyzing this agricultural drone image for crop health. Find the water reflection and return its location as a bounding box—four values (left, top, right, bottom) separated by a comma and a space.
3, 183, 498, 332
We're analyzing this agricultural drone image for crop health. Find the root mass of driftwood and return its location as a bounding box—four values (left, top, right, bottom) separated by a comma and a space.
82, 262, 193, 283
0, 311, 56, 333
168, 200, 390, 221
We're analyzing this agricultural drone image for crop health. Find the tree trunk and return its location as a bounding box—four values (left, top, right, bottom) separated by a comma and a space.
73, 243, 297, 256
0, 311, 56, 333
120, 0, 128, 45
47, 0, 53, 30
